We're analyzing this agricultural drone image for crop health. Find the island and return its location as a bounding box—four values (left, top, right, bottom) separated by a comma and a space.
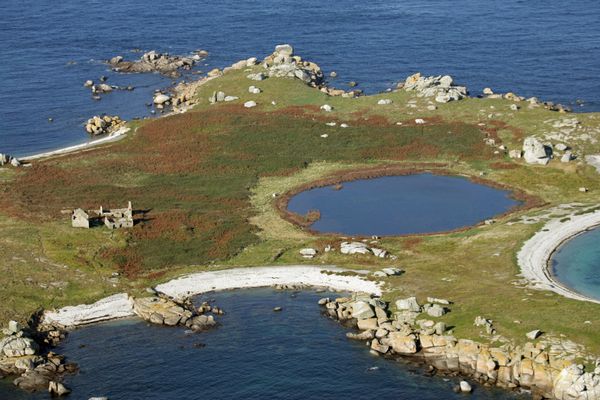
1, 44, 600, 400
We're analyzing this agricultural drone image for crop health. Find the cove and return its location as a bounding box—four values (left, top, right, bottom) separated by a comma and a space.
0, 289, 520, 400
551, 227, 600, 301
286, 173, 521, 236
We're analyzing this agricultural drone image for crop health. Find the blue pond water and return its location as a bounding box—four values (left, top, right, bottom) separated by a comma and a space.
0, 289, 522, 400
287, 173, 520, 236
551, 228, 600, 301
2, 0, 600, 156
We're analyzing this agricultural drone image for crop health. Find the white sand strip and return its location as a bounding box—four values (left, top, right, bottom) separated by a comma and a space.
517, 207, 600, 304
155, 265, 381, 300
42, 293, 135, 328
21, 127, 130, 162
42, 266, 380, 328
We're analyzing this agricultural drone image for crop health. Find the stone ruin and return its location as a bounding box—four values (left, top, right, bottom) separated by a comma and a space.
71, 201, 134, 229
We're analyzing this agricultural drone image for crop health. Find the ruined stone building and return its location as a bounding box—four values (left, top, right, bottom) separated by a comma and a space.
101, 202, 134, 229
71, 202, 134, 229
71, 208, 90, 228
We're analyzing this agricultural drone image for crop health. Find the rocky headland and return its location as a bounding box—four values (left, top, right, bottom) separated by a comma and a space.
320, 294, 600, 400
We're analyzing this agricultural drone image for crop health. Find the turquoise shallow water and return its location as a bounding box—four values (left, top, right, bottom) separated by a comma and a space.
552, 228, 600, 300
0, 289, 523, 400
287, 173, 521, 236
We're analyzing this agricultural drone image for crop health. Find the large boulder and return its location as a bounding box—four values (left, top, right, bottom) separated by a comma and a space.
385, 332, 418, 354
357, 318, 379, 330
274, 44, 294, 57
351, 301, 375, 320
85, 115, 125, 136
401, 73, 468, 103
395, 297, 421, 313
133, 297, 193, 327
0, 336, 38, 357
153, 94, 171, 105
522, 137, 551, 165
425, 304, 446, 317
48, 381, 71, 396
340, 242, 370, 255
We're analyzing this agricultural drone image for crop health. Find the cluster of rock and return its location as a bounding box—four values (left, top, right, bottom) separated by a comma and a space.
84, 115, 125, 136
319, 295, 600, 399
83, 79, 134, 98
297, 242, 389, 259
340, 241, 388, 258
208, 91, 239, 104
0, 153, 21, 167
482, 89, 572, 113
260, 44, 324, 87
519, 137, 574, 165
474, 316, 496, 335
162, 44, 364, 114
372, 267, 403, 278
169, 80, 205, 111
133, 296, 217, 332
0, 321, 75, 395
108, 50, 203, 78
400, 73, 468, 103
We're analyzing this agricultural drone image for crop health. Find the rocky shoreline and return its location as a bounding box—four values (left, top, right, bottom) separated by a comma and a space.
319, 294, 600, 400
7, 43, 595, 171
3, 265, 600, 399
1, 266, 375, 398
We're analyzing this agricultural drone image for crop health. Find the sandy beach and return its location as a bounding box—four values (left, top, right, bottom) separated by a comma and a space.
20, 127, 130, 162
517, 207, 600, 304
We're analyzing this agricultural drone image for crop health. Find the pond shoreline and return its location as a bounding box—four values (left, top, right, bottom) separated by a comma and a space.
276, 164, 545, 238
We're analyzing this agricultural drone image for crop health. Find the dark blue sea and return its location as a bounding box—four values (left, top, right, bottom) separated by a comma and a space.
1, 0, 600, 156
0, 289, 523, 399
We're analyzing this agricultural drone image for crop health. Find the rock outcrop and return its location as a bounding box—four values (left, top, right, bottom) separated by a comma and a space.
319, 296, 599, 400
523, 137, 552, 165
0, 321, 76, 393
84, 115, 125, 136
133, 296, 217, 331
260, 44, 324, 87
108, 50, 201, 78
340, 242, 388, 258
0, 153, 21, 167
400, 73, 468, 103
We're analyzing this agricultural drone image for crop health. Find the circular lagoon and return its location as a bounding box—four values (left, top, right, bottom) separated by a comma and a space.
0, 289, 519, 400
285, 173, 522, 236
551, 227, 600, 301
